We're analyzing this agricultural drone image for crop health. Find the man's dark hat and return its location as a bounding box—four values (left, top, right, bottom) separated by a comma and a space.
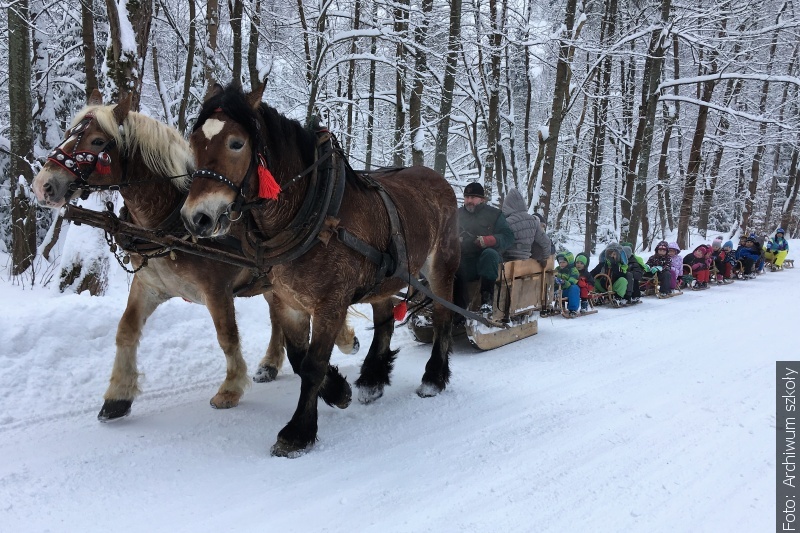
463, 182, 485, 198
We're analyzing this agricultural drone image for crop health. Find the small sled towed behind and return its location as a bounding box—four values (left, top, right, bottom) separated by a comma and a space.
409, 257, 554, 350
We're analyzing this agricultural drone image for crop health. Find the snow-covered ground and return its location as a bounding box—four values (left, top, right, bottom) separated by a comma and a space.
0, 243, 792, 532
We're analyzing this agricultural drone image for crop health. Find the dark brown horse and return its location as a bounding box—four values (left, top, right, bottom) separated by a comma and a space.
31, 92, 358, 421
181, 83, 459, 457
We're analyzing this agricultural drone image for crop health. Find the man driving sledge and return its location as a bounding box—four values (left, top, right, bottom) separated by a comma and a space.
455, 182, 514, 316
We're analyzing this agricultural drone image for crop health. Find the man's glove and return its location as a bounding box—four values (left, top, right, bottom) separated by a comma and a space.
475, 235, 497, 248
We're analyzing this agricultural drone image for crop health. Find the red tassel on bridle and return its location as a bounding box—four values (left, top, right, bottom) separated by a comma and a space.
257, 154, 280, 200
95, 152, 112, 175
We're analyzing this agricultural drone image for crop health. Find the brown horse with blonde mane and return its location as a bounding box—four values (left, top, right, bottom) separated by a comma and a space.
32, 91, 358, 421
181, 83, 459, 457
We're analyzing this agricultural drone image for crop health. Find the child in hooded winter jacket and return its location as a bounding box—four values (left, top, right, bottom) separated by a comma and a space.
736, 236, 761, 278
668, 242, 683, 290
573, 253, 594, 312
720, 240, 737, 279
684, 245, 711, 288
710, 236, 727, 282
555, 251, 580, 316
765, 227, 790, 268
590, 243, 629, 302
622, 244, 645, 302
645, 240, 673, 295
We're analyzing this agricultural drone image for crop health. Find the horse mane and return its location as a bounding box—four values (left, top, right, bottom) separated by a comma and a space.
73, 105, 194, 191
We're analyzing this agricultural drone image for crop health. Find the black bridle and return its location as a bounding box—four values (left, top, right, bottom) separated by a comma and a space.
190, 153, 260, 219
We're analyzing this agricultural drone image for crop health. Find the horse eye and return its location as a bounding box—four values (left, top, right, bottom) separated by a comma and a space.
91, 138, 106, 146
229, 140, 245, 150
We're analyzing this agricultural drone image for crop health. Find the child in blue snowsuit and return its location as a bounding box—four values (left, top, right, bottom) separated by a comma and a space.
736, 236, 761, 278
555, 251, 580, 317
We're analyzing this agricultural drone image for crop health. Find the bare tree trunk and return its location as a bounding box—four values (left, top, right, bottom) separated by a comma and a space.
178, 0, 197, 133
621, 0, 671, 248
557, 77, 588, 231
81, 0, 98, 99
502, 0, 519, 190
741, 14, 783, 235
409, 0, 432, 166
229, 0, 244, 83
696, 77, 744, 237
8, 0, 36, 275
345, 0, 362, 156
433, 0, 463, 176
676, 18, 724, 249
365, 1, 378, 170
538, 0, 581, 222
248, 0, 264, 93
299, 1, 328, 126
481, 0, 503, 199
583, 0, 616, 254
782, 144, 800, 229
104, 0, 152, 109
204, 0, 219, 87
392, 0, 409, 166
522, 2, 533, 173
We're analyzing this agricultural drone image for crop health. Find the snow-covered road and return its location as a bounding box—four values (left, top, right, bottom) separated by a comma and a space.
0, 265, 786, 532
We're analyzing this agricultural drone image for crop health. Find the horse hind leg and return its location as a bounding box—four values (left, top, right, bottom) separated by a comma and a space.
417, 245, 456, 398
206, 295, 249, 409
355, 299, 398, 404
254, 296, 357, 383
334, 309, 360, 355
99, 277, 166, 421
253, 293, 285, 383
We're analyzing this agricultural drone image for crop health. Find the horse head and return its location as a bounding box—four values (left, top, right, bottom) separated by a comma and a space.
33, 91, 193, 214
33, 90, 131, 208
181, 83, 273, 238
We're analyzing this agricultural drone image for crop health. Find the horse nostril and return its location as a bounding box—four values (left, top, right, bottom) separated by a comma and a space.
43, 182, 53, 195
192, 212, 213, 233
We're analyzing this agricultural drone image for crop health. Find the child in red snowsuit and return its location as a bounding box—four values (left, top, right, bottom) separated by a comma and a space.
683, 244, 711, 288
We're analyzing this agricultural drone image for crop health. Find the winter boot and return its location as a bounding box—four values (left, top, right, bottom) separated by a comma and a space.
479, 277, 495, 316
580, 299, 589, 313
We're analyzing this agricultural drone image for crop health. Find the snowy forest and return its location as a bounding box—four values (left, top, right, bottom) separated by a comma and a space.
2, 0, 800, 290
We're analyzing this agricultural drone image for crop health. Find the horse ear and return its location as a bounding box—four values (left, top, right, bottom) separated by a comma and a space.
88, 88, 103, 106
204, 83, 224, 102
246, 82, 266, 110
113, 93, 132, 125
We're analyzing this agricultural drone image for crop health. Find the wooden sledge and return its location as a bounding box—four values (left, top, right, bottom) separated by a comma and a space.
784, 259, 795, 268
409, 257, 554, 350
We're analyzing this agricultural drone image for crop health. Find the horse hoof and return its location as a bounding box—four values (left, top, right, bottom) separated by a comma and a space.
320, 375, 352, 409
416, 382, 444, 398
253, 365, 278, 383
270, 437, 313, 458
357, 384, 384, 404
98, 399, 132, 422
210, 391, 241, 409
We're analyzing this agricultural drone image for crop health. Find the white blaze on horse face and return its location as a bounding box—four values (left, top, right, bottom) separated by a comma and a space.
201, 119, 226, 142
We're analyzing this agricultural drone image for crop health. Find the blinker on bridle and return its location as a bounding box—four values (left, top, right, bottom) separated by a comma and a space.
46, 113, 118, 200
